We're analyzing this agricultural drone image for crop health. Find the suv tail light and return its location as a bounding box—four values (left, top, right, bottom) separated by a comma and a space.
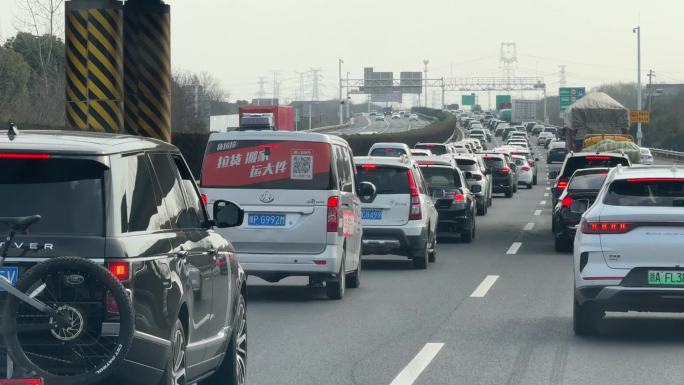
108, 262, 130, 281
580, 219, 636, 234
0, 153, 50, 160
471, 174, 482, 181
327, 196, 339, 232
528, 159, 536, 167
0, 380, 43, 385
555, 178, 568, 190
406, 170, 422, 220
561, 196, 574, 208
444, 192, 465, 202
500, 167, 510, 175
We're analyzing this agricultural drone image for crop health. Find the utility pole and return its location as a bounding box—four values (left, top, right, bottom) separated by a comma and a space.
423, 59, 429, 107
256, 76, 267, 102
633, 26, 642, 145
338, 58, 344, 124
272, 71, 280, 105
346, 71, 351, 120
647, 69, 656, 111
441, 78, 445, 109
310, 68, 321, 101
296, 71, 306, 101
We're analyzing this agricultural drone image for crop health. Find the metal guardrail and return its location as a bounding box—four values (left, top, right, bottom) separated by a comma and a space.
650, 148, 684, 160
305, 123, 352, 132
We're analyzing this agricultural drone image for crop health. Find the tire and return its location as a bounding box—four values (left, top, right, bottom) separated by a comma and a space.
573, 299, 603, 336
346, 257, 361, 289
158, 319, 188, 385
3, 257, 134, 385
199, 293, 247, 385
513, 184, 518, 193
461, 217, 475, 243
527, 183, 533, 190
412, 242, 428, 270
533, 175, 538, 185
326, 256, 346, 299
477, 201, 486, 216
505, 188, 513, 198
428, 232, 437, 263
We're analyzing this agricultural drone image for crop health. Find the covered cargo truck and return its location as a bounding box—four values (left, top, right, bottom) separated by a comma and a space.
238, 105, 295, 131
563, 92, 629, 151
511, 99, 537, 123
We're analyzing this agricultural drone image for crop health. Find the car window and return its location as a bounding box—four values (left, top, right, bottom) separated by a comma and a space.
356, 166, 409, 194
0, 158, 106, 235
605, 179, 684, 207
569, 172, 608, 190
420, 166, 462, 188
172, 155, 208, 226
415, 144, 447, 156
562, 156, 629, 178
548, 148, 568, 163
201, 139, 333, 190
483, 156, 504, 168
414, 166, 428, 194
514, 158, 527, 166
337, 145, 354, 193
150, 153, 201, 230
456, 159, 478, 171
112, 154, 167, 233
370, 147, 407, 157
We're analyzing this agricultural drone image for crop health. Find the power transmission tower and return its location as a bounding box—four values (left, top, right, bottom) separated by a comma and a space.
500, 42, 518, 91
256, 76, 267, 101
310, 68, 321, 101
272, 71, 280, 104
559, 65, 567, 87
296, 71, 306, 101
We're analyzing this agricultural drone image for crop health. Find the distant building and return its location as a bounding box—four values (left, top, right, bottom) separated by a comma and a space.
252, 98, 279, 105
652, 84, 684, 96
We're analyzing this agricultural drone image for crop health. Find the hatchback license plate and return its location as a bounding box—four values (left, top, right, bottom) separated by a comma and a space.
0, 267, 18, 290
248, 214, 286, 227
362, 209, 382, 220
648, 270, 684, 285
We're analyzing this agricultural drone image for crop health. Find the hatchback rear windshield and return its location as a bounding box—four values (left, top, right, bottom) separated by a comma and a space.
569, 173, 608, 190
0, 158, 106, 235
562, 156, 629, 178
483, 157, 504, 168
414, 144, 447, 156
605, 179, 684, 207
420, 167, 461, 188
455, 159, 478, 171
202, 140, 332, 189
370, 147, 407, 157
356, 166, 408, 194
548, 148, 568, 163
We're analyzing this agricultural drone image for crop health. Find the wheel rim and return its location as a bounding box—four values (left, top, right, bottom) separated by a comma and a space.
171, 327, 186, 385
235, 299, 247, 385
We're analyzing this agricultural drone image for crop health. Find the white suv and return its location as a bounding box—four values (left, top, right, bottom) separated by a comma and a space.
354, 156, 438, 269
574, 165, 684, 334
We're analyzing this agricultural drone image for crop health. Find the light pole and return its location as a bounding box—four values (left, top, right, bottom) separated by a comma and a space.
423, 59, 429, 107
633, 26, 642, 145
346, 71, 351, 120
338, 58, 344, 125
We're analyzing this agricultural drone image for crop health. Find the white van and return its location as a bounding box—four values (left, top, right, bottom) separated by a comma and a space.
201, 131, 373, 299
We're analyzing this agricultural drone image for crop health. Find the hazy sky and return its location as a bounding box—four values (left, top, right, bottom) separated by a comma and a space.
2, 0, 684, 105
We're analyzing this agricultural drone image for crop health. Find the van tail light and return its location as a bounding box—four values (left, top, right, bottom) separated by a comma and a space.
471, 174, 482, 181
406, 170, 422, 220
561, 196, 574, 208
201, 194, 208, 206
500, 167, 510, 175
522, 166, 531, 171
580, 219, 636, 234
555, 179, 568, 190
528, 159, 535, 167
0, 153, 50, 160
327, 196, 339, 232
0, 379, 43, 385
108, 262, 130, 281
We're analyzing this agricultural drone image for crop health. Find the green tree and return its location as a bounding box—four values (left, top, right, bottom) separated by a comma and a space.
0, 46, 31, 120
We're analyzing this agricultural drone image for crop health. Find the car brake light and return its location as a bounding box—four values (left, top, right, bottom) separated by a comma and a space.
0, 153, 50, 159
201, 194, 208, 206
472, 174, 482, 181
359, 164, 377, 169
585, 155, 612, 161
0, 379, 43, 385
580, 219, 635, 234
522, 166, 531, 171
626, 178, 684, 183
108, 262, 130, 281
561, 196, 574, 208
528, 159, 535, 166
327, 196, 339, 232
406, 170, 422, 220
555, 179, 568, 190
500, 167, 510, 175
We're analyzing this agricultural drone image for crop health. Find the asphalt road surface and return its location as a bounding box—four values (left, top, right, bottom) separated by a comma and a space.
324, 114, 429, 136
245, 135, 684, 385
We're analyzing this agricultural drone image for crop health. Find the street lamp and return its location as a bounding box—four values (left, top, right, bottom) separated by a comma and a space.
423, 59, 429, 107
633, 26, 642, 145
338, 58, 344, 125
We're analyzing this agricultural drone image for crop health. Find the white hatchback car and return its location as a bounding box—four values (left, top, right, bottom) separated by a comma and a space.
512, 154, 534, 189
368, 142, 412, 158
640, 147, 654, 165
574, 165, 684, 334
354, 156, 439, 269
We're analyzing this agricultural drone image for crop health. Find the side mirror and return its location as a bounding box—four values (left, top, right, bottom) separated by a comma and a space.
535, 157, 540, 162
213, 200, 244, 228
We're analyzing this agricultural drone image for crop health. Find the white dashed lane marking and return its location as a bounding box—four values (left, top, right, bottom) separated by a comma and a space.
470, 275, 500, 298
390, 343, 445, 385
506, 242, 523, 254
523, 222, 535, 231
534, 209, 542, 216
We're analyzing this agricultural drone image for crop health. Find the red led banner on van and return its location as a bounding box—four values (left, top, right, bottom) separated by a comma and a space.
201, 140, 332, 190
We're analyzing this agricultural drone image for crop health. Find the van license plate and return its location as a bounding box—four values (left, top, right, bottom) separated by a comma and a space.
0, 267, 18, 290
362, 209, 382, 220
648, 270, 684, 285
248, 214, 286, 227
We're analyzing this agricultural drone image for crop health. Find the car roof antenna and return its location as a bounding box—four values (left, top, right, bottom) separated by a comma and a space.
7, 121, 19, 141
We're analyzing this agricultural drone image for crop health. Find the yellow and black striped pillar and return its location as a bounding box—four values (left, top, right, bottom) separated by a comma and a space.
65, 0, 124, 133
123, 0, 171, 142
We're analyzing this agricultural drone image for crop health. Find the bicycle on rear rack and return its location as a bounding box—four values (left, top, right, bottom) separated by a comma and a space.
0, 215, 134, 385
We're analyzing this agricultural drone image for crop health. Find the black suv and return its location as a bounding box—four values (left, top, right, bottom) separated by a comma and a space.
0, 131, 247, 385
482, 153, 516, 198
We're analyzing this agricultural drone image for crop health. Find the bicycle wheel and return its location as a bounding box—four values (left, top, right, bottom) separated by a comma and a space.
2, 257, 134, 385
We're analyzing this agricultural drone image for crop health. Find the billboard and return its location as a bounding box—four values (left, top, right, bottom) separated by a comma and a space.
495, 95, 512, 110
371, 92, 403, 103
461, 95, 476, 106
400, 72, 422, 94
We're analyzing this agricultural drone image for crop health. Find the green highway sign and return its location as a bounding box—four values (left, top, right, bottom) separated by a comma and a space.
559, 87, 586, 112
495, 95, 511, 110
461, 94, 476, 106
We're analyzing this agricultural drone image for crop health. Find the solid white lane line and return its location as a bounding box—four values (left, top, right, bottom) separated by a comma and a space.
523, 222, 535, 231
470, 275, 500, 298
534, 209, 542, 216
540, 200, 547, 205
506, 242, 522, 255
390, 343, 445, 385
544, 192, 550, 197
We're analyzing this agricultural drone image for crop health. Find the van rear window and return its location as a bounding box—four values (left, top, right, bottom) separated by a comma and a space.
562, 156, 629, 178
356, 166, 409, 194
370, 147, 407, 157
605, 179, 684, 207
414, 144, 447, 156
202, 140, 332, 189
